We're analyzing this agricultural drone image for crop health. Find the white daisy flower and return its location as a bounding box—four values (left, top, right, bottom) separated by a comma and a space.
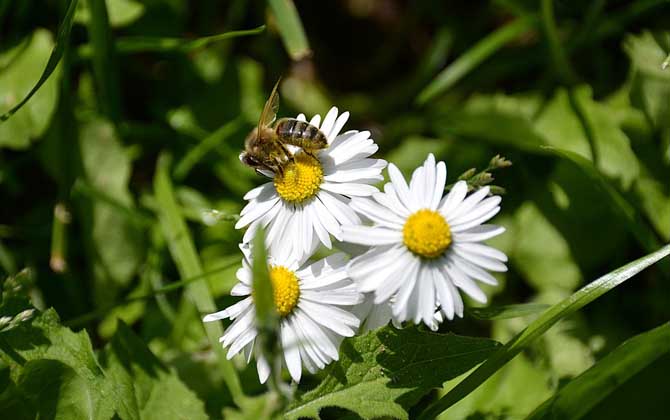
236, 107, 386, 262
203, 246, 362, 383
341, 154, 507, 328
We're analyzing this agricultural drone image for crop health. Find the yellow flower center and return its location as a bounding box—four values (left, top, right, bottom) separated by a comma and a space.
274, 153, 323, 203
269, 265, 301, 317
403, 209, 452, 259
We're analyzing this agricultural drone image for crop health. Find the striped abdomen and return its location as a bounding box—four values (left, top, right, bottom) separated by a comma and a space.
275, 118, 328, 151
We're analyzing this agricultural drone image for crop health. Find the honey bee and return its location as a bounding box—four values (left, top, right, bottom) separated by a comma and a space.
241, 80, 328, 175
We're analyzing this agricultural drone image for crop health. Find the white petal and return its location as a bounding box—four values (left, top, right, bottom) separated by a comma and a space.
243, 182, 275, 200
454, 242, 508, 262
387, 164, 414, 210
293, 309, 339, 359
281, 321, 302, 382
451, 254, 499, 286
391, 255, 421, 318
302, 288, 361, 306
235, 197, 280, 228
347, 245, 399, 282
447, 260, 487, 303
439, 181, 467, 215
230, 282, 251, 296
434, 269, 454, 320
256, 351, 271, 384
371, 251, 416, 302
451, 246, 508, 272
320, 107, 338, 137
317, 191, 361, 226
306, 204, 332, 249
349, 197, 405, 228
418, 264, 437, 327
452, 225, 505, 242
450, 207, 501, 233
298, 300, 359, 335
296, 113, 307, 122
431, 161, 447, 210
309, 114, 321, 127
376, 184, 410, 217
321, 182, 378, 197
311, 197, 342, 240
447, 186, 490, 221
329, 111, 350, 141
341, 225, 402, 246
448, 196, 501, 226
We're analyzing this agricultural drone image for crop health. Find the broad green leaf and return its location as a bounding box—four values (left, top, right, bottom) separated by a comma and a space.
512, 202, 582, 292
16, 360, 94, 419
624, 31, 670, 80
433, 93, 546, 152
0, 30, 61, 148
268, 0, 311, 60
0, 0, 77, 124
0, 309, 121, 419
99, 322, 208, 420
153, 154, 244, 405
75, 0, 144, 27
285, 326, 501, 420
535, 87, 640, 189
417, 243, 670, 420
526, 322, 670, 420
634, 173, 670, 241
417, 18, 535, 104
543, 147, 663, 259
78, 117, 143, 303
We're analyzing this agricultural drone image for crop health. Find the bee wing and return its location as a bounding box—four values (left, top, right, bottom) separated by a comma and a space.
258, 79, 281, 128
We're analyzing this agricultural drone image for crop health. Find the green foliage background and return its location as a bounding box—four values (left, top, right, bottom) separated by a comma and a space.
1, 0, 670, 419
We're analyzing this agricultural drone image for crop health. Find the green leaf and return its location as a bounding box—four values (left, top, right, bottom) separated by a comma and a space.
99, 322, 208, 420
526, 322, 670, 420
0, 309, 120, 419
78, 117, 143, 302
0, 0, 77, 124
511, 202, 582, 292
268, 0, 311, 60
542, 146, 663, 259
75, 0, 145, 28
417, 18, 535, 104
433, 93, 547, 152
0, 30, 61, 148
535, 87, 640, 190
252, 228, 276, 332
153, 153, 244, 405
417, 243, 670, 420
285, 326, 501, 420
468, 303, 550, 320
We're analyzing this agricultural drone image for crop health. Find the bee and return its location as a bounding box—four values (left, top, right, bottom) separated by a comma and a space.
241, 80, 328, 175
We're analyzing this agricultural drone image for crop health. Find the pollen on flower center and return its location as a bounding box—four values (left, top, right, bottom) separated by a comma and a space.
268, 265, 301, 317
274, 152, 323, 203
403, 209, 451, 259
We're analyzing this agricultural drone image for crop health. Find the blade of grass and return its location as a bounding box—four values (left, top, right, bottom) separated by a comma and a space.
467, 303, 550, 320
417, 243, 670, 420
174, 117, 244, 181
416, 18, 535, 105
76, 25, 265, 58
268, 0, 311, 60
526, 322, 670, 420
541, 0, 577, 84
49, 202, 70, 273
64, 256, 240, 328
153, 153, 244, 405
0, 0, 78, 122
87, 0, 121, 123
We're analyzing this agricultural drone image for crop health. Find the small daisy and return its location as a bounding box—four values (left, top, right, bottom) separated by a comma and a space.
203, 246, 362, 383
236, 107, 386, 262
341, 154, 507, 328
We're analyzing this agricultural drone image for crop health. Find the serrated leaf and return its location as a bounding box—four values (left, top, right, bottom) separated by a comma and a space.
535, 87, 640, 190
284, 326, 501, 420
526, 322, 670, 420
0, 309, 120, 419
99, 322, 208, 420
